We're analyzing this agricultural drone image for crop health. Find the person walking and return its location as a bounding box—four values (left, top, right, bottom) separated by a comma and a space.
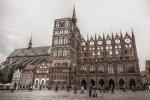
55, 85, 58, 92
93, 87, 97, 97
111, 85, 114, 94
148, 85, 150, 92
81, 86, 84, 94
89, 86, 92, 97
74, 86, 77, 94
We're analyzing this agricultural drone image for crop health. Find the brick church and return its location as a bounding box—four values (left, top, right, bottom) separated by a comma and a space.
4, 7, 142, 89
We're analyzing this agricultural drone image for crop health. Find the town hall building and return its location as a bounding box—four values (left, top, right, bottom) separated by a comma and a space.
4, 7, 142, 89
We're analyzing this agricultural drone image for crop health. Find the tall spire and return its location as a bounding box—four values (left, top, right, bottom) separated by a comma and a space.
28, 35, 32, 49
131, 27, 135, 38
72, 5, 77, 24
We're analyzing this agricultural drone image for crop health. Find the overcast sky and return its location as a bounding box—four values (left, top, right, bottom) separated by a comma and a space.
0, 0, 150, 71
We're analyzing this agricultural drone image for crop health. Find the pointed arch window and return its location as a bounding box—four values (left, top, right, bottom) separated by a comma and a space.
63, 49, 67, 56
63, 37, 68, 44
59, 37, 63, 45
117, 64, 123, 73
108, 65, 114, 74
58, 49, 62, 57
53, 49, 57, 57
54, 37, 58, 45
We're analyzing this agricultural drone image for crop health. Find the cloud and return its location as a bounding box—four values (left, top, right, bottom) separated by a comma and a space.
0, 0, 150, 71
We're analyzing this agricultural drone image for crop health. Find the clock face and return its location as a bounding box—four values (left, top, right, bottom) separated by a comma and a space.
115, 39, 120, 44
98, 41, 102, 45
81, 42, 85, 46
106, 40, 111, 44
90, 41, 94, 45
125, 38, 131, 43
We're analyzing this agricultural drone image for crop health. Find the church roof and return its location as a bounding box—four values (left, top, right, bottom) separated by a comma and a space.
8, 46, 51, 57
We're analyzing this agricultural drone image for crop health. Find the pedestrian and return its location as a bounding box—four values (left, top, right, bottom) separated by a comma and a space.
111, 85, 114, 94
80, 86, 84, 94
74, 86, 77, 94
89, 86, 92, 97
123, 85, 126, 92
148, 85, 150, 92
93, 87, 97, 97
10, 87, 14, 93
55, 85, 58, 92
132, 85, 135, 92
67, 86, 69, 92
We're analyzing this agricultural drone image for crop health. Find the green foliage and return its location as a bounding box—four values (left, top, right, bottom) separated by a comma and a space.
0, 71, 7, 84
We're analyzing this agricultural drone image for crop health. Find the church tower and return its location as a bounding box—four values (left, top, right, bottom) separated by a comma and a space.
50, 7, 80, 87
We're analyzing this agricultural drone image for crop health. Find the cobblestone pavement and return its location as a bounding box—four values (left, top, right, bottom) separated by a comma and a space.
0, 90, 150, 100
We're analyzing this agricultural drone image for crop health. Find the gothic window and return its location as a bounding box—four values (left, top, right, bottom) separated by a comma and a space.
92, 47, 95, 50
80, 66, 87, 72
53, 50, 57, 57
64, 30, 68, 34
97, 46, 100, 50
59, 37, 63, 45
98, 66, 104, 73
83, 47, 86, 51
41, 80, 44, 84
109, 51, 112, 55
92, 51, 95, 56
63, 49, 67, 56
89, 47, 92, 50
97, 51, 100, 55
55, 22, 59, 27
117, 65, 123, 73
109, 45, 112, 49
65, 22, 68, 27
35, 80, 38, 84
60, 30, 64, 34
60, 21, 65, 27
115, 50, 119, 54
54, 38, 58, 45
129, 44, 132, 48
108, 65, 114, 74
106, 46, 109, 50
90, 66, 95, 73
125, 44, 128, 48
54, 31, 59, 35
63, 37, 68, 44
58, 49, 62, 57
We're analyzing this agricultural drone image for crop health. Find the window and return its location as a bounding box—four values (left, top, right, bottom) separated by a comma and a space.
58, 49, 62, 57
59, 38, 63, 45
90, 67, 95, 72
109, 51, 112, 55
54, 38, 58, 45
117, 65, 123, 73
92, 52, 95, 56
116, 50, 119, 54
55, 22, 59, 27
54, 31, 59, 35
53, 50, 57, 57
64, 30, 68, 34
97, 46, 100, 50
63, 37, 68, 44
35, 80, 38, 84
63, 49, 67, 56
41, 80, 44, 84
108, 65, 113, 74
98, 66, 104, 73
97, 52, 100, 55
80, 66, 87, 72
